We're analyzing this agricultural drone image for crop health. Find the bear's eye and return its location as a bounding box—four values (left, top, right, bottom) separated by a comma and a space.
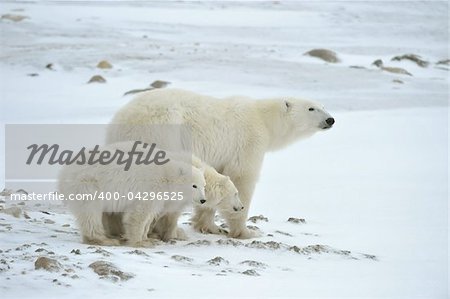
308, 107, 315, 111
285, 101, 291, 110
192, 185, 197, 189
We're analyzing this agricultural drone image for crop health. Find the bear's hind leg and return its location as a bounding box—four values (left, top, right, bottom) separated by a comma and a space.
123, 210, 157, 247
192, 206, 227, 235
75, 210, 120, 246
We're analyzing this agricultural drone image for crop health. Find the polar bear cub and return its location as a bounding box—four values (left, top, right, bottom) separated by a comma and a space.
58, 142, 207, 247
149, 154, 245, 240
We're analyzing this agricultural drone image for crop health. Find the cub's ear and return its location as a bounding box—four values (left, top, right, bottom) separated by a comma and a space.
284, 100, 292, 112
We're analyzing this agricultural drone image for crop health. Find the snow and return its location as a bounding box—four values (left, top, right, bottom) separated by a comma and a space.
0, 1, 448, 298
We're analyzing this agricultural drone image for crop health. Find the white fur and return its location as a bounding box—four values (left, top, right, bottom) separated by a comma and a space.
58, 142, 206, 247
106, 89, 333, 238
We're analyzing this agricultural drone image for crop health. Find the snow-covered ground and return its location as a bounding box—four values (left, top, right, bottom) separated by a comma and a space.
0, 1, 448, 298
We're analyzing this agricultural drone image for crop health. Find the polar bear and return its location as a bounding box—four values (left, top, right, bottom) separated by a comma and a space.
103, 152, 245, 241
58, 142, 207, 247
150, 156, 245, 241
106, 89, 335, 239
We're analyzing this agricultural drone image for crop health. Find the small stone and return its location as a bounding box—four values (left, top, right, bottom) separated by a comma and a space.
241, 269, 260, 276
207, 257, 229, 266
88, 75, 106, 83
0, 189, 13, 196
62, 224, 70, 227
89, 261, 134, 282
186, 240, 211, 246
44, 219, 55, 224
70, 249, 81, 255
275, 230, 293, 236
304, 48, 340, 63
97, 60, 113, 69
381, 66, 412, 76
35, 257, 62, 272
171, 255, 193, 263
391, 54, 429, 67
240, 260, 267, 269
125, 250, 149, 257
392, 79, 404, 84
372, 59, 384, 67
0, 207, 22, 218
0, 259, 10, 272
16, 189, 28, 195
27, 73, 39, 77
1, 14, 28, 22
150, 80, 170, 88
45, 63, 54, 70
349, 65, 366, 69
287, 217, 306, 224
436, 59, 450, 65
248, 215, 268, 223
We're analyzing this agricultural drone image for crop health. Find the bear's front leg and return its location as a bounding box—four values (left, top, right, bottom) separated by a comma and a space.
123, 210, 156, 247
191, 206, 227, 235
225, 174, 261, 239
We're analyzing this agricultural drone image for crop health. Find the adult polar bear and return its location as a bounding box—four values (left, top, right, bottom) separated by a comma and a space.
106, 89, 334, 239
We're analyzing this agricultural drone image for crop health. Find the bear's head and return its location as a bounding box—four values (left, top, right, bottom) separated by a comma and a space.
202, 172, 244, 213
191, 166, 207, 205
262, 98, 334, 150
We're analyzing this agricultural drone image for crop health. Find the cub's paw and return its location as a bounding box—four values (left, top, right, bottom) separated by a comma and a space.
129, 239, 158, 248
198, 224, 228, 235
84, 237, 121, 246
228, 227, 261, 239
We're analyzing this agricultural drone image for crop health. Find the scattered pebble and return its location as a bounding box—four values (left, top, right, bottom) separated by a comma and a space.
70, 249, 81, 255
287, 217, 306, 224
185, 240, 211, 246
97, 60, 113, 69
0, 189, 13, 196
275, 230, 293, 236
248, 215, 268, 223
391, 54, 429, 67
0, 207, 22, 218
125, 250, 149, 257
349, 65, 366, 69
0, 259, 10, 272
88, 75, 106, 83
45, 63, 54, 70
171, 255, 193, 263
44, 219, 55, 224
241, 269, 260, 276
89, 261, 134, 282
372, 59, 412, 76
392, 79, 404, 84
150, 80, 170, 88
304, 48, 340, 63
436, 59, 450, 65
1, 14, 28, 22
240, 260, 268, 269
207, 256, 229, 266
34, 257, 62, 272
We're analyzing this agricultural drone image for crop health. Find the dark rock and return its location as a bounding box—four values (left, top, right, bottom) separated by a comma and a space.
304, 49, 340, 63
35, 257, 62, 272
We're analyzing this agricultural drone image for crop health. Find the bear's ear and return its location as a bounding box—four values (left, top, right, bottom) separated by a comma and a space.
284, 100, 292, 112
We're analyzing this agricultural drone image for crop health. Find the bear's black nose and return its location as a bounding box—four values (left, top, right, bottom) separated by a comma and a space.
326, 118, 335, 126
200, 199, 206, 204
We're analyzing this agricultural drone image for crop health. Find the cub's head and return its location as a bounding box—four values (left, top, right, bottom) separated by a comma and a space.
262, 98, 334, 150
203, 173, 244, 214
189, 166, 206, 205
